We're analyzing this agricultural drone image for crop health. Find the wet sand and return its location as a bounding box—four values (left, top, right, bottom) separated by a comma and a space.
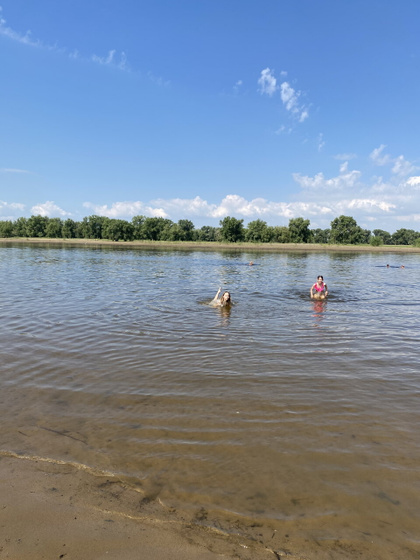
0, 454, 279, 560
1, 236, 420, 253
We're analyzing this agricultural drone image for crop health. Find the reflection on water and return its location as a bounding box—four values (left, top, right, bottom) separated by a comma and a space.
311, 298, 327, 327
0, 243, 419, 559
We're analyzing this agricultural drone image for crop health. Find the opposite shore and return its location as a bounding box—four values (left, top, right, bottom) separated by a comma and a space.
1, 237, 420, 253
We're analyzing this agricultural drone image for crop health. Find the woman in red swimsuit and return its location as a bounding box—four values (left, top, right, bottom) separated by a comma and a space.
310, 275, 329, 300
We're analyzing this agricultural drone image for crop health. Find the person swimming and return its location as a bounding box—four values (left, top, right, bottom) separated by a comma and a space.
210, 287, 232, 307
310, 275, 329, 300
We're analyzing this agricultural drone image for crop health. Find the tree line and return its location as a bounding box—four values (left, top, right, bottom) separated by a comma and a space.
1, 214, 420, 246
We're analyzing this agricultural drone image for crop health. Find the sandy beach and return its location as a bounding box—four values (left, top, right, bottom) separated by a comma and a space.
1, 237, 420, 253
0, 453, 281, 560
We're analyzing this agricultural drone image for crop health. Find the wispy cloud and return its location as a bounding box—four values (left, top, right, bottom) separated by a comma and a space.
91, 49, 129, 71
0, 7, 160, 78
392, 155, 417, 177
370, 145, 418, 178
334, 153, 357, 161
0, 6, 43, 48
280, 81, 308, 122
370, 144, 391, 166
317, 133, 325, 152
258, 68, 309, 123
0, 200, 25, 211
0, 168, 31, 174
293, 166, 361, 191
233, 79, 243, 94
258, 68, 277, 96
31, 201, 70, 217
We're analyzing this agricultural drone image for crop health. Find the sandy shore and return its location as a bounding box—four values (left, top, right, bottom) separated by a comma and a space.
1, 237, 420, 253
0, 453, 284, 560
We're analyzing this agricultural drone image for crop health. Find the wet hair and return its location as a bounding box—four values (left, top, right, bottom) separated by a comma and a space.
220, 291, 231, 307
317, 275, 324, 281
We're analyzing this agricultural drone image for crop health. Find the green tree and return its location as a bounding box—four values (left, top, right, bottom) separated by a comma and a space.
132, 215, 146, 239
79, 215, 107, 239
288, 217, 311, 243
245, 219, 273, 242
391, 228, 420, 245
330, 215, 369, 244
270, 226, 291, 243
62, 219, 78, 239
196, 225, 219, 241
219, 216, 245, 242
26, 215, 48, 237
45, 218, 63, 238
311, 228, 330, 243
177, 219, 196, 241
102, 219, 134, 241
0, 220, 14, 237
372, 229, 391, 245
142, 217, 174, 240
160, 223, 182, 241
13, 217, 28, 237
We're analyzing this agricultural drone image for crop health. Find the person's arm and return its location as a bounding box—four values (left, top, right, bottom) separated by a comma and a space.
211, 287, 222, 304
324, 283, 329, 296
310, 285, 314, 298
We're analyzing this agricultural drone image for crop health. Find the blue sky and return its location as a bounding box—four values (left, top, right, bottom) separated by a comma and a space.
1, 0, 419, 233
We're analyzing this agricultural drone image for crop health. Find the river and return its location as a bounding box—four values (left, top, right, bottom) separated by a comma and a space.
0, 242, 419, 559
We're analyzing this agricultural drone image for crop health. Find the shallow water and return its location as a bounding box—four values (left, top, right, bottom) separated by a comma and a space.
1, 243, 419, 558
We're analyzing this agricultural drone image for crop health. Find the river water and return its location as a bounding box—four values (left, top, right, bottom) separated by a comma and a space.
1, 243, 419, 559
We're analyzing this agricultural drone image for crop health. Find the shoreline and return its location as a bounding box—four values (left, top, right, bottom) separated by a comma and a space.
1, 237, 420, 253
0, 453, 287, 560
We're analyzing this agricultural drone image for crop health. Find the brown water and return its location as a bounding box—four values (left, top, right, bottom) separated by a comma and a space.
1, 243, 419, 559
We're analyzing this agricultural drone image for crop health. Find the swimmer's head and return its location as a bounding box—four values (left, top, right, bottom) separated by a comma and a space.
221, 291, 231, 305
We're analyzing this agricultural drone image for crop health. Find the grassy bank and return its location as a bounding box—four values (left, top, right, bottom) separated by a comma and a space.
1, 237, 420, 253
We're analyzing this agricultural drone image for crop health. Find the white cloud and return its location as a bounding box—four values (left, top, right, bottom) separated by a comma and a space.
258, 68, 309, 123
233, 80, 243, 94
391, 155, 417, 177
280, 82, 298, 111
150, 196, 217, 217
258, 68, 277, 96
91, 50, 129, 71
406, 176, 420, 188
280, 81, 308, 122
83, 201, 169, 218
335, 198, 395, 213
31, 201, 70, 217
334, 153, 357, 161
0, 7, 142, 77
317, 133, 325, 152
370, 144, 391, 166
397, 213, 420, 223
81, 195, 332, 224
0, 168, 31, 174
370, 145, 418, 178
0, 7, 42, 48
293, 167, 361, 191
0, 200, 25, 211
